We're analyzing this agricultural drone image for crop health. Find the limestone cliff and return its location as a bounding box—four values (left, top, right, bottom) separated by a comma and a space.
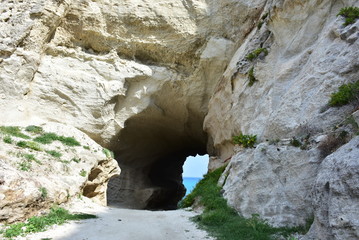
0, 0, 358, 239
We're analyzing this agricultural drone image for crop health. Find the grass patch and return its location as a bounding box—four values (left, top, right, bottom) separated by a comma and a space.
2, 206, 96, 238
18, 161, 32, 171
0, 126, 31, 139
23, 153, 42, 164
83, 145, 90, 150
72, 157, 81, 163
329, 81, 359, 107
248, 67, 257, 86
39, 187, 48, 199
34, 133, 80, 147
80, 169, 87, 177
180, 167, 311, 240
102, 148, 114, 158
232, 134, 257, 148
17, 141, 42, 151
290, 137, 302, 148
337, 7, 359, 26
46, 150, 62, 158
3, 135, 13, 144
246, 48, 268, 61
25, 125, 44, 134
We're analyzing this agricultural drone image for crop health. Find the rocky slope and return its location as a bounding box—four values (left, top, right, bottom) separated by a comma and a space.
0, 0, 358, 239
0, 123, 120, 223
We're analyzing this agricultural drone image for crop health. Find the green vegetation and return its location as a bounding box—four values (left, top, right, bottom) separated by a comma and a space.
246, 48, 268, 61
233, 134, 257, 148
290, 137, 302, 148
0, 126, 30, 139
248, 67, 257, 86
72, 157, 81, 163
17, 141, 42, 151
102, 148, 114, 158
23, 153, 42, 164
83, 145, 90, 150
39, 187, 48, 199
80, 169, 87, 177
46, 150, 62, 158
25, 125, 44, 134
2, 206, 96, 238
34, 133, 80, 146
18, 160, 32, 171
180, 167, 312, 240
337, 7, 359, 26
3, 135, 13, 144
329, 81, 359, 107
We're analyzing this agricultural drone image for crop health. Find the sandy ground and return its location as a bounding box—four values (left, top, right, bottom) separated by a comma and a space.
9, 198, 214, 240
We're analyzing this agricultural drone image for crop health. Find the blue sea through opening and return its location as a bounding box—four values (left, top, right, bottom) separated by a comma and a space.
182, 154, 209, 196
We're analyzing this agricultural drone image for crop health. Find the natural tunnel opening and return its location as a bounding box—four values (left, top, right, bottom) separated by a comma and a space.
106, 106, 208, 210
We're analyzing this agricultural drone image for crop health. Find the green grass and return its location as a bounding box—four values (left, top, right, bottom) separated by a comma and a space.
180, 167, 311, 240
0, 126, 31, 139
45, 150, 62, 158
72, 157, 81, 163
102, 148, 114, 158
2, 206, 96, 238
23, 153, 42, 164
248, 67, 257, 86
329, 81, 359, 107
232, 134, 257, 148
34, 133, 80, 147
83, 146, 90, 150
39, 187, 48, 199
246, 48, 268, 61
17, 141, 42, 151
18, 160, 32, 171
25, 125, 44, 134
3, 135, 13, 144
337, 7, 359, 26
80, 169, 87, 177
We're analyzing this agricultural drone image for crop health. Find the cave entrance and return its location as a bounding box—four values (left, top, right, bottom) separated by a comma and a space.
106, 109, 208, 210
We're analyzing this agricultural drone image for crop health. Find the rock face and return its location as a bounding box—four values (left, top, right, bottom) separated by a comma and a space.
219, 143, 320, 227
0, 0, 359, 238
0, 123, 120, 223
308, 137, 359, 240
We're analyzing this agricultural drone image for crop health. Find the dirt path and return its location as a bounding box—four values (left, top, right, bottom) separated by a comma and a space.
17, 199, 213, 240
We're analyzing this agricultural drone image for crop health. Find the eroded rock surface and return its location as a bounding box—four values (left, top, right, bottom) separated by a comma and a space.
307, 137, 359, 240
0, 0, 359, 238
0, 123, 120, 223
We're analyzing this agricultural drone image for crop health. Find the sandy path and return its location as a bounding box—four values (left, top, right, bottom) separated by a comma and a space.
16, 200, 213, 240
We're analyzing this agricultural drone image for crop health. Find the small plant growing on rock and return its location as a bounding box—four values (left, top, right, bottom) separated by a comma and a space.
39, 187, 48, 199
34, 132, 80, 146
329, 81, 359, 107
233, 133, 257, 148
102, 148, 114, 158
337, 7, 359, 26
72, 157, 81, 163
83, 145, 90, 150
17, 141, 42, 151
3, 135, 12, 144
290, 137, 302, 148
246, 48, 268, 61
248, 67, 257, 86
46, 150, 62, 158
23, 153, 42, 164
0, 126, 30, 139
25, 125, 43, 134
80, 169, 87, 177
18, 161, 31, 171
